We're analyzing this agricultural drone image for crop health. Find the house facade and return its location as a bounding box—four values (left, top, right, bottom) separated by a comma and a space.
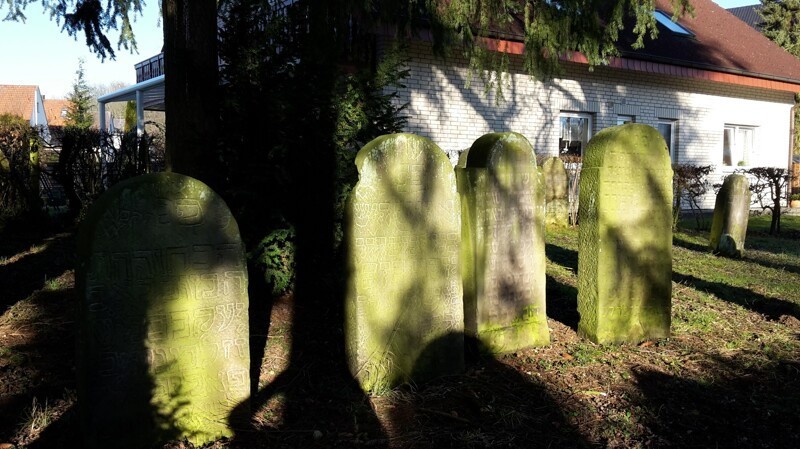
0, 85, 51, 141
391, 0, 800, 208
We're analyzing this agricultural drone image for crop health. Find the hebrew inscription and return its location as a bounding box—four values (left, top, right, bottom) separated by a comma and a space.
77, 172, 249, 448
345, 133, 463, 392
577, 124, 673, 344
458, 133, 548, 353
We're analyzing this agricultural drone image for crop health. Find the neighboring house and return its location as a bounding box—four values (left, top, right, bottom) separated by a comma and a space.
43, 99, 71, 149
43, 99, 70, 128
392, 0, 800, 208
727, 4, 763, 31
0, 85, 51, 142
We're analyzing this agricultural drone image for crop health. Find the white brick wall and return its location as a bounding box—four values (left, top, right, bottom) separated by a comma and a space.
393, 41, 796, 208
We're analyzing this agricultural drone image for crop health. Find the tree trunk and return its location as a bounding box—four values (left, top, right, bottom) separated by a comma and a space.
163, 0, 219, 185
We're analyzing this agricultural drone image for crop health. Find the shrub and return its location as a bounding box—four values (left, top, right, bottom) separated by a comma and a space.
0, 114, 41, 223
739, 167, 789, 235
673, 164, 713, 230
53, 126, 162, 220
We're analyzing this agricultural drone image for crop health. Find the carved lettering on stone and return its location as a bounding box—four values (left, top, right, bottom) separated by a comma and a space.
345, 134, 464, 392
577, 124, 673, 344
77, 173, 249, 448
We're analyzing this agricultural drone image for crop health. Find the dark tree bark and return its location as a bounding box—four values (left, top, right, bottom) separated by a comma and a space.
163, 0, 219, 185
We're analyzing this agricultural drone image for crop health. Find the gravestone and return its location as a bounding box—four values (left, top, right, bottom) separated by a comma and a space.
457, 132, 548, 352
77, 172, 249, 448
709, 174, 750, 257
577, 124, 673, 344
345, 133, 463, 392
542, 156, 569, 227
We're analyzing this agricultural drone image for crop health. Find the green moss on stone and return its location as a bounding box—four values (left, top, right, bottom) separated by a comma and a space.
77, 172, 249, 448
542, 156, 569, 227
346, 133, 464, 393
577, 124, 673, 344
709, 174, 750, 258
457, 132, 549, 353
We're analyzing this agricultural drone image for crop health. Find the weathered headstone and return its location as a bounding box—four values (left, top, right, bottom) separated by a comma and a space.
709, 174, 750, 257
457, 132, 548, 352
77, 172, 249, 448
542, 156, 569, 227
345, 133, 463, 392
577, 124, 673, 344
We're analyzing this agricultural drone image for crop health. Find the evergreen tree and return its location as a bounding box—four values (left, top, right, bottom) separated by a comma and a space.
760, 0, 800, 58
123, 100, 137, 133
66, 59, 95, 129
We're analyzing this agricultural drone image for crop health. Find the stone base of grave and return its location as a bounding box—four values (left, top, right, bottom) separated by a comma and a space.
578, 307, 671, 344
477, 315, 550, 353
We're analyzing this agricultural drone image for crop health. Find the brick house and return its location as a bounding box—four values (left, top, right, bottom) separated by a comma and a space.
393, 0, 800, 208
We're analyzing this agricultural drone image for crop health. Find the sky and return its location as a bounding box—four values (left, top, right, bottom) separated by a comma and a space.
0, 1, 762, 100
0, 1, 163, 99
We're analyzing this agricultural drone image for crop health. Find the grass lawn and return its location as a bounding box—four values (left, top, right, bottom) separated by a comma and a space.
1, 216, 799, 448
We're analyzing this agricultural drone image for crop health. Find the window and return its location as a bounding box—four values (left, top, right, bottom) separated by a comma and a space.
657, 120, 676, 162
723, 125, 755, 167
654, 10, 693, 36
559, 113, 592, 157
617, 115, 635, 126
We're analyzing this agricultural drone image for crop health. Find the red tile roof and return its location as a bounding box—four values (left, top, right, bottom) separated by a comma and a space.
480, 0, 800, 91
44, 99, 71, 127
0, 85, 37, 121
616, 0, 800, 85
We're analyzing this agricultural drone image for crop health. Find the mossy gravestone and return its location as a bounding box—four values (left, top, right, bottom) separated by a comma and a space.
346, 133, 463, 392
77, 172, 249, 448
710, 174, 750, 257
542, 156, 569, 227
578, 124, 673, 344
457, 132, 548, 352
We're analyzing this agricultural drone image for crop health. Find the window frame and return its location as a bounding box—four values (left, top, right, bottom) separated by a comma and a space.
616, 115, 635, 126
657, 119, 677, 163
723, 124, 757, 168
654, 10, 694, 36
558, 112, 593, 158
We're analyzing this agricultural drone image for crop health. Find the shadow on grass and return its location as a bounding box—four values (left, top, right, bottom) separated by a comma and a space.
546, 274, 579, 331
672, 233, 708, 253
672, 271, 800, 321
545, 242, 578, 273
545, 243, 579, 330
631, 353, 800, 447
0, 231, 74, 311
0, 284, 80, 447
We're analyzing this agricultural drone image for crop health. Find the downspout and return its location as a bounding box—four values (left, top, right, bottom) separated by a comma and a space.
790, 94, 798, 206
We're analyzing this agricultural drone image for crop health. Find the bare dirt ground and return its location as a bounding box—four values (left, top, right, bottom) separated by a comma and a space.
1, 222, 799, 448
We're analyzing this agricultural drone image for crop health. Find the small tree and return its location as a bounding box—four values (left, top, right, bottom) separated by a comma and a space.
673, 164, 713, 230
741, 167, 789, 235
66, 59, 95, 129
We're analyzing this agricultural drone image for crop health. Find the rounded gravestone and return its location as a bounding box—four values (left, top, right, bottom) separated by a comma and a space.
77, 172, 249, 448
345, 133, 464, 392
577, 124, 673, 344
709, 174, 750, 258
542, 156, 569, 227
457, 132, 548, 352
